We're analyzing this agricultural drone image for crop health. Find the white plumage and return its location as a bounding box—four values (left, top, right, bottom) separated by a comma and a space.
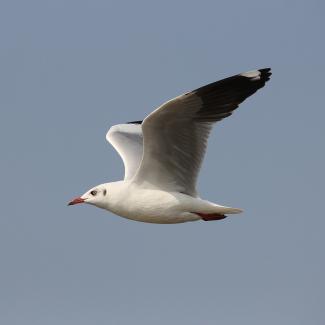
106, 123, 143, 180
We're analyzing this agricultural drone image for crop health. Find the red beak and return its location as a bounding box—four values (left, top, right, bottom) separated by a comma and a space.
68, 197, 85, 206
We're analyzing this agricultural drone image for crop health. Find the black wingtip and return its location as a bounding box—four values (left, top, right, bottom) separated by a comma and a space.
127, 120, 143, 125
258, 68, 272, 81
239, 68, 272, 85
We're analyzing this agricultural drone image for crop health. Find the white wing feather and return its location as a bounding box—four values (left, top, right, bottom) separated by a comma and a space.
133, 69, 272, 196
106, 124, 143, 180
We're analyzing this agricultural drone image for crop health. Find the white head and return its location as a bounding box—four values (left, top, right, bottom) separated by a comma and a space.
68, 184, 109, 209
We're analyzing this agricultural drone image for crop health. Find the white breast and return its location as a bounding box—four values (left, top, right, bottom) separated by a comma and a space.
102, 181, 200, 224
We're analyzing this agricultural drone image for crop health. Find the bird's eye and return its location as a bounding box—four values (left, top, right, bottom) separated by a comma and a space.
90, 190, 97, 196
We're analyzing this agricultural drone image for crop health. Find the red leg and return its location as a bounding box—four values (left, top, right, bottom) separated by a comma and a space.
196, 213, 227, 221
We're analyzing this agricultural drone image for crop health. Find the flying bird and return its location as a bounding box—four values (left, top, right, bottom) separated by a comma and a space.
68, 68, 272, 223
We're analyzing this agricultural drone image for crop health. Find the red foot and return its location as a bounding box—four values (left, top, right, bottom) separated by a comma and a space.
196, 213, 227, 221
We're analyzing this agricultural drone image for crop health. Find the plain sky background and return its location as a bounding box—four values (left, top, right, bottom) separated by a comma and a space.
1, 0, 324, 324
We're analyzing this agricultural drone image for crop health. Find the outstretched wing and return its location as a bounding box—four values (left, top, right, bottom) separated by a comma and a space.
133, 68, 272, 196
106, 122, 143, 180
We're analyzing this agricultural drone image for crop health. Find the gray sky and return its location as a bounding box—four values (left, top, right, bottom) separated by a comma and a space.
1, 0, 324, 324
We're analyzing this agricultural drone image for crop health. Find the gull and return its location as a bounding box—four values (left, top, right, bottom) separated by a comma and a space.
68, 68, 271, 223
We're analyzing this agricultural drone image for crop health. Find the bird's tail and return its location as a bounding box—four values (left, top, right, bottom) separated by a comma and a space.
215, 205, 243, 214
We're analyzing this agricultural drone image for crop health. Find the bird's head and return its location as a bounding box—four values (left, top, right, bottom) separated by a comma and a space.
68, 184, 108, 209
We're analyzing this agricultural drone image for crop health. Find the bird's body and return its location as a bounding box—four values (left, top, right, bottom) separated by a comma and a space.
69, 68, 272, 224
92, 181, 242, 223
